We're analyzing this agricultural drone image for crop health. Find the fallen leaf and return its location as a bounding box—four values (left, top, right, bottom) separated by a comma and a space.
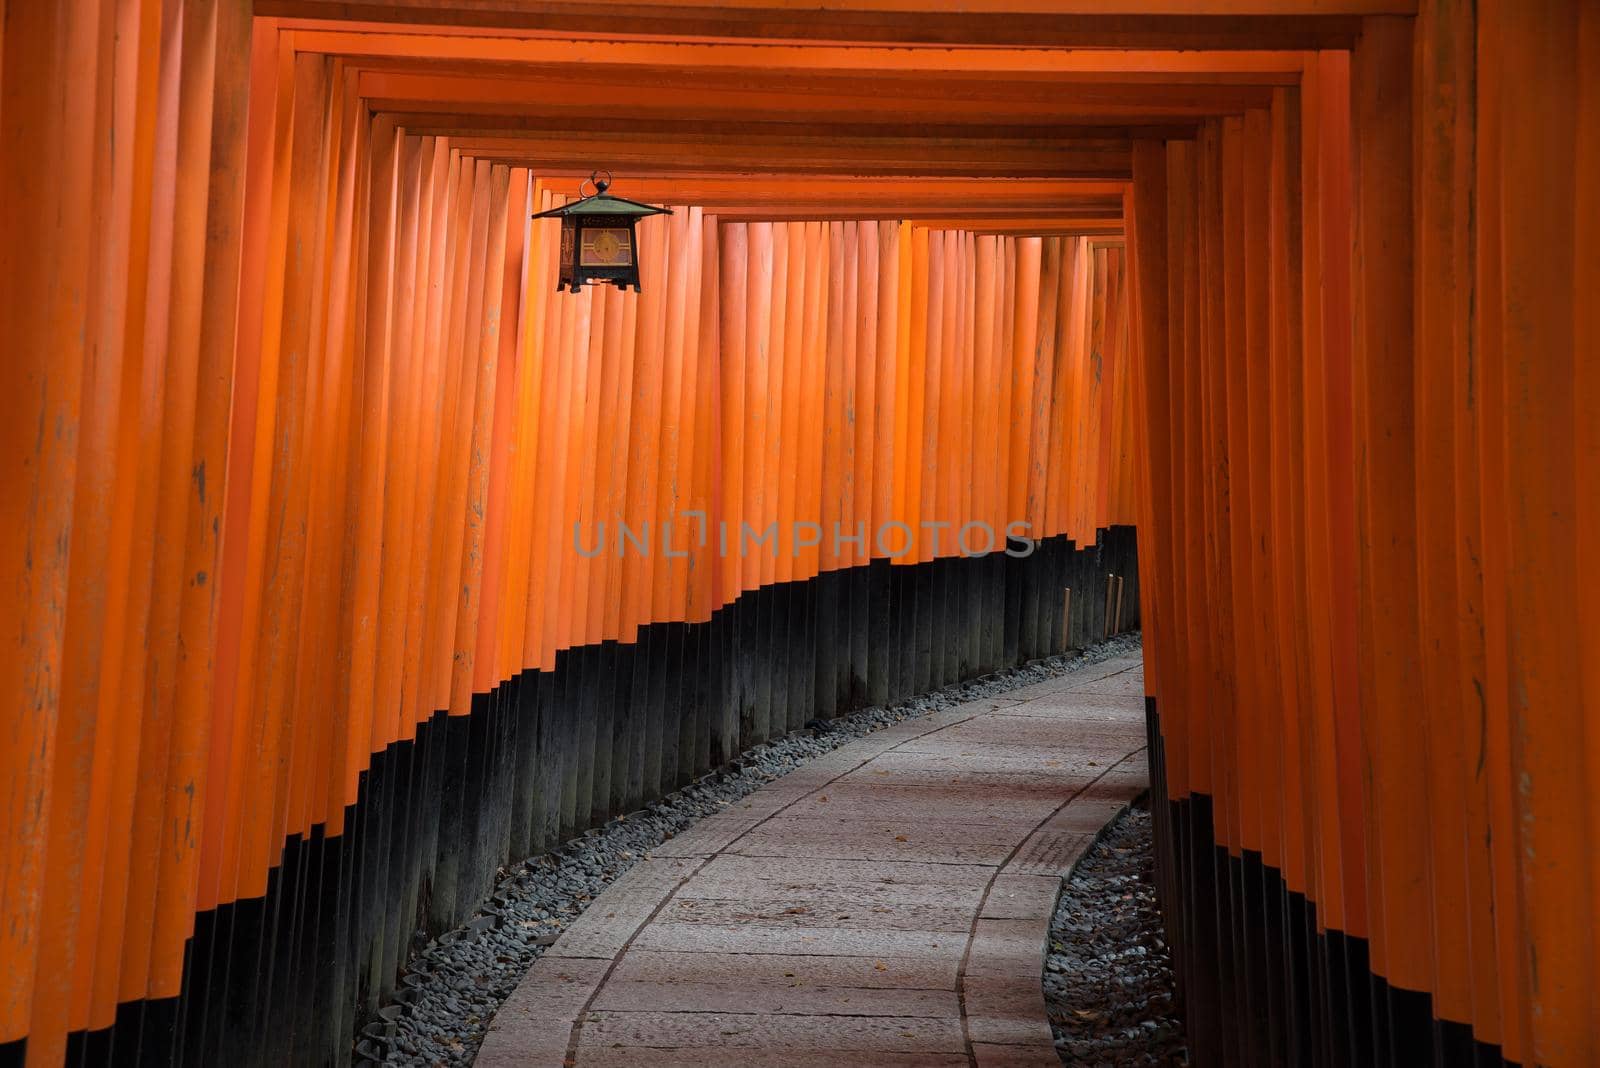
874, 961, 889, 972
894, 834, 908, 842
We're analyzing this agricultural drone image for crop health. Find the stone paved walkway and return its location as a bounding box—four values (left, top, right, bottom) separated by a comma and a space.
476, 653, 1147, 1068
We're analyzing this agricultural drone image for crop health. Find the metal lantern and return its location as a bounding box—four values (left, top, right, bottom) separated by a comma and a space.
530, 172, 672, 293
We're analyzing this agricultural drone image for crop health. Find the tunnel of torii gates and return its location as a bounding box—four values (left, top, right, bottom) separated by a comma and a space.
0, 1, 1597, 1067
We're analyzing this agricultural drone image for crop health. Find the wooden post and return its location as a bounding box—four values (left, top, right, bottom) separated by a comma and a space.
1062, 587, 1072, 651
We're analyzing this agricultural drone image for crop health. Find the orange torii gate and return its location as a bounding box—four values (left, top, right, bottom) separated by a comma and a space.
1, 3, 1596, 1067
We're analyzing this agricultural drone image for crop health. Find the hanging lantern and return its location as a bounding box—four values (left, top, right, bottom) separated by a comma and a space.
530, 171, 672, 294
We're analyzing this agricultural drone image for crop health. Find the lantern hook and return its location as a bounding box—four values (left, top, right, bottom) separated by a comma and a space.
580, 170, 613, 199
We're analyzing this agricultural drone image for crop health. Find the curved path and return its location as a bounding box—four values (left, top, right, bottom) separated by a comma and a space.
476, 653, 1148, 1068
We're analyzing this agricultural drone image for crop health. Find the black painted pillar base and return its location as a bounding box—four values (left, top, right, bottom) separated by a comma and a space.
1144, 699, 1517, 1068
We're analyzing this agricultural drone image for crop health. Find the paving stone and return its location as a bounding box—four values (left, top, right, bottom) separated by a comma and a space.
777, 788, 1060, 826
545, 857, 702, 959
1078, 763, 1151, 800
843, 769, 1099, 792
890, 740, 1126, 768
607, 950, 957, 990
1005, 829, 1097, 877
664, 894, 973, 933
996, 657, 1142, 702
964, 971, 1050, 1016
755, 765, 852, 795
631, 921, 970, 962
687, 853, 995, 896
837, 766, 1066, 791
835, 762, 1104, 791
574, 1010, 967, 1054
1052, 795, 1136, 825
647, 816, 763, 858
1004, 786, 1142, 878
592, 978, 959, 1017
967, 1010, 1058, 1048
979, 873, 1064, 920
727, 816, 1022, 865
897, 717, 1127, 749
963, 972, 1054, 1047
859, 748, 1114, 775
761, 808, 1027, 833
796, 739, 910, 767
964, 917, 1048, 978
999, 692, 1145, 718
492, 955, 609, 1020
800, 779, 1078, 814
576, 1047, 970, 1067
972, 1040, 1066, 1067
870, 706, 988, 740
1058, 667, 1145, 696
476, 956, 607, 1065
1068, 656, 1144, 680
718, 790, 813, 822
472, 1036, 571, 1068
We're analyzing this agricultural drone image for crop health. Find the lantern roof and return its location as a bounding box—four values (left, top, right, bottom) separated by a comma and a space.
529, 191, 672, 220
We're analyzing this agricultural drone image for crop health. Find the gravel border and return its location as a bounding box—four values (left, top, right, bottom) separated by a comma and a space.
361, 631, 1145, 1066
1045, 801, 1188, 1066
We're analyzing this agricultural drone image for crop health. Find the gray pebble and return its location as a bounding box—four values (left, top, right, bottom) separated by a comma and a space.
1044, 803, 1188, 1065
